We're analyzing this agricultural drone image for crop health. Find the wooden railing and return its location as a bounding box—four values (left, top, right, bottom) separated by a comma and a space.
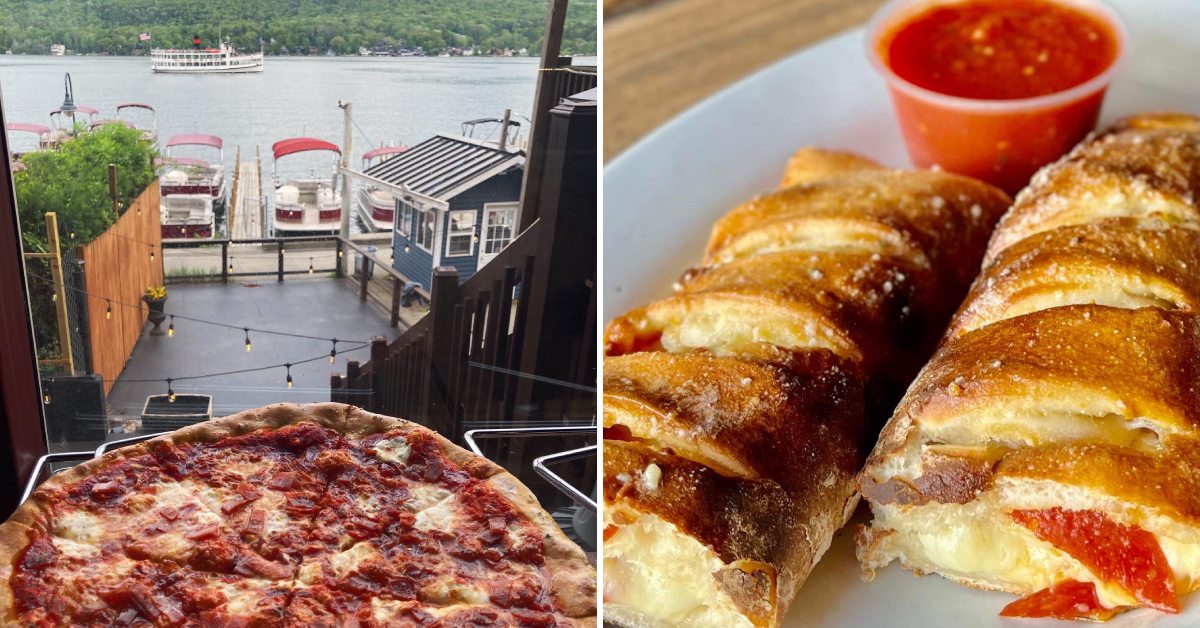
331, 219, 557, 437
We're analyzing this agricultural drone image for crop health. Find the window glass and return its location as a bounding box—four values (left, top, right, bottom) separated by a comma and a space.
446, 210, 475, 256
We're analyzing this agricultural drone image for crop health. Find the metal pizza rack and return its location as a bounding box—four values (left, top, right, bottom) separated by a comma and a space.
20, 432, 165, 504
464, 425, 597, 553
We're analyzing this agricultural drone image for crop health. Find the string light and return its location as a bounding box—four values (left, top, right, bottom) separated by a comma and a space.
51, 291, 57, 302
150, 246, 155, 261
404, 242, 411, 254
308, 258, 314, 274
329, 339, 337, 364
244, 328, 252, 352
42, 379, 52, 405
167, 378, 175, 402
69, 230, 75, 240
167, 315, 175, 337
228, 258, 234, 273
337, 249, 343, 258
285, 363, 293, 388
106, 299, 113, 319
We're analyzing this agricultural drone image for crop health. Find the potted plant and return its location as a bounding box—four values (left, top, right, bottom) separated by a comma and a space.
142, 285, 168, 335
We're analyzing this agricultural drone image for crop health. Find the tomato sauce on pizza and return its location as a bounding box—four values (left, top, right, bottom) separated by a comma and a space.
0, 404, 596, 627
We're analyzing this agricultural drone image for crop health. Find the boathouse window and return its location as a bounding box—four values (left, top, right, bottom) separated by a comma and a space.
446, 210, 475, 257
395, 201, 412, 238
414, 207, 434, 252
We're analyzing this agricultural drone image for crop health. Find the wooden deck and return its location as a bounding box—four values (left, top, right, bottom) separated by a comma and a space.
228, 146, 264, 239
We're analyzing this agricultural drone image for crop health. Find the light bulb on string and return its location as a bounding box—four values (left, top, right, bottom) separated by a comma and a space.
308, 258, 314, 274
244, 328, 252, 352
167, 379, 175, 403
51, 291, 57, 302
228, 259, 234, 273
150, 246, 155, 261
285, 363, 293, 388
106, 299, 112, 320
337, 249, 343, 258
329, 339, 338, 364
167, 315, 175, 337
42, 380, 52, 405
404, 242, 411, 254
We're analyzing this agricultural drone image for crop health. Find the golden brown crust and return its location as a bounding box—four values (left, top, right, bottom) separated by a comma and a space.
951, 218, 1200, 338
605, 439, 854, 626
604, 350, 865, 494
778, 147, 883, 189
678, 250, 945, 383
0, 402, 596, 622
985, 118, 1200, 261
707, 169, 1011, 292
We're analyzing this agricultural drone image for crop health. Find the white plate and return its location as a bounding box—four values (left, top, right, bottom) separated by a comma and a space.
603, 1, 1200, 625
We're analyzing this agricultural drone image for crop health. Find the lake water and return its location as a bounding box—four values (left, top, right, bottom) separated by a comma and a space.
0, 55, 549, 224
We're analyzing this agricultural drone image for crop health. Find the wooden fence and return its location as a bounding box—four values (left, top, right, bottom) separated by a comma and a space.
80, 181, 163, 394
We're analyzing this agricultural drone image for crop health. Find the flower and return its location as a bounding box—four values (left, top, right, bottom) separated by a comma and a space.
144, 286, 167, 300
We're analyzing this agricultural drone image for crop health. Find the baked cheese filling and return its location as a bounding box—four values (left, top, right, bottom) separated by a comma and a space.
963, 281, 1185, 335
604, 512, 754, 628
868, 499, 1199, 612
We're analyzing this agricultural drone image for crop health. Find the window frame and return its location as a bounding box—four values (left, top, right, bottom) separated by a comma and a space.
445, 209, 476, 258
413, 206, 434, 252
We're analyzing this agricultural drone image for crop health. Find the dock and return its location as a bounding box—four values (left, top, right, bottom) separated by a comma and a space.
228, 146, 264, 239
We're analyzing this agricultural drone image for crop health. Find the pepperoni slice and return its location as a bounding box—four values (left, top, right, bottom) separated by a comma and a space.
1010, 508, 1179, 613
1000, 580, 1116, 620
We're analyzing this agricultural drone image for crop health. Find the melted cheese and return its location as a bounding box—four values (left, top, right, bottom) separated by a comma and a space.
375, 436, 412, 465
872, 500, 1161, 608
53, 510, 102, 544
604, 511, 754, 628
330, 542, 379, 578
297, 561, 323, 586
408, 486, 452, 513
421, 576, 490, 605
51, 536, 101, 559
414, 493, 457, 531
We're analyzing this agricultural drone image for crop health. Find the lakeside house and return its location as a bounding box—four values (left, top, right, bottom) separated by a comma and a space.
363, 134, 524, 291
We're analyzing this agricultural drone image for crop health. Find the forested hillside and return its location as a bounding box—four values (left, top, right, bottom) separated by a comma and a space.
0, 0, 596, 56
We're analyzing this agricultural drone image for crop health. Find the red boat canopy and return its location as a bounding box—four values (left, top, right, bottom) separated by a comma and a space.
156, 157, 211, 168
166, 133, 223, 149
116, 102, 156, 112
272, 138, 341, 160
6, 123, 51, 136
362, 145, 409, 163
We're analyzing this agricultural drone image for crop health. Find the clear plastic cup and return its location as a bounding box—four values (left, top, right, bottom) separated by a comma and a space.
866, 0, 1128, 194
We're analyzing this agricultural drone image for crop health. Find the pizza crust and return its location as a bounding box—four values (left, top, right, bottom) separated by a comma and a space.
0, 402, 597, 624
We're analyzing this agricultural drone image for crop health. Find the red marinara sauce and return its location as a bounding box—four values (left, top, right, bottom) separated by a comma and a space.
883, 0, 1119, 100
869, 0, 1124, 193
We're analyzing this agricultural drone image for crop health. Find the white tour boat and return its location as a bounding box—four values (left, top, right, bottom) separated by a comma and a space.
151, 39, 263, 74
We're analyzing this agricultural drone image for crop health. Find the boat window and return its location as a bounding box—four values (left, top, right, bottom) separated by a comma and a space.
446, 210, 476, 257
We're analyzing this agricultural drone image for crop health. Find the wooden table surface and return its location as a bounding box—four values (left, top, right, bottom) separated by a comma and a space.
604, 0, 886, 162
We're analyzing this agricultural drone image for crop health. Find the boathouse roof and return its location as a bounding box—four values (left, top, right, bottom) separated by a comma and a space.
362, 134, 524, 202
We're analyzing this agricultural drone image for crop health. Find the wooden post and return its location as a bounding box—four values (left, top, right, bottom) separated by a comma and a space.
369, 336, 387, 412
44, 213, 74, 375
329, 372, 342, 403
359, 257, 370, 300
338, 102, 353, 240
516, 0, 569, 232
390, 276, 401, 328
424, 267, 460, 434
228, 146, 240, 235
107, 164, 119, 215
